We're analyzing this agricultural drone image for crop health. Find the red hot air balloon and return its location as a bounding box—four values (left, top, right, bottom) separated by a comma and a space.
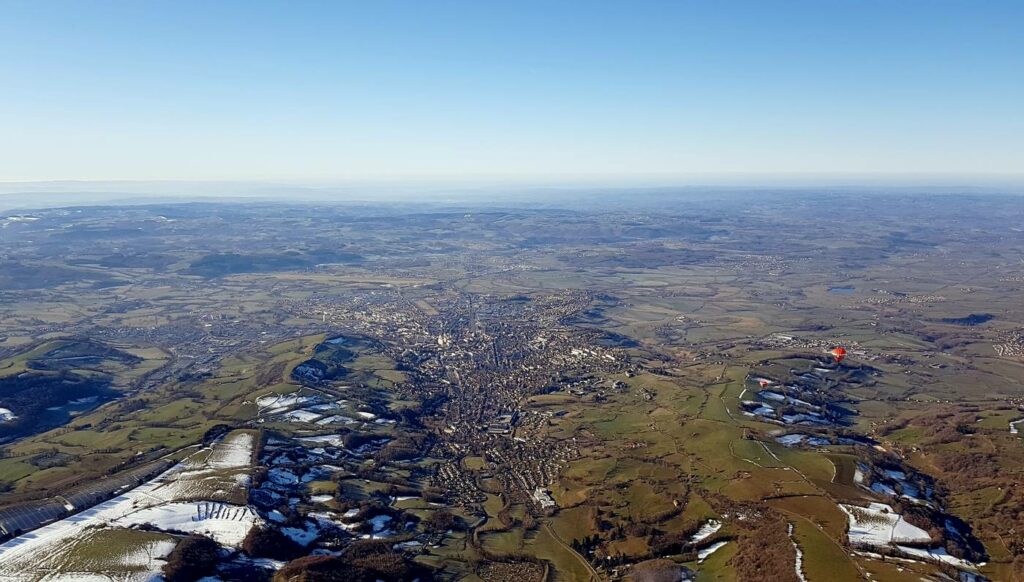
830, 346, 847, 363
758, 379, 771, 388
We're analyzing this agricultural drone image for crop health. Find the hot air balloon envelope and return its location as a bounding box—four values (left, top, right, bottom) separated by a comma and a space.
830, 347, 847, 363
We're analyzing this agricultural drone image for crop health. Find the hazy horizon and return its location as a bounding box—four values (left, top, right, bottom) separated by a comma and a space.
2, 175, 1022, 214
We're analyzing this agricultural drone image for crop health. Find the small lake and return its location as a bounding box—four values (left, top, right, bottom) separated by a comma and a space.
828, 286, 856, 294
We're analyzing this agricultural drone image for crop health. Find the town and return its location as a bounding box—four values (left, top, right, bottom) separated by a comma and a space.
0, 196, 1021, 581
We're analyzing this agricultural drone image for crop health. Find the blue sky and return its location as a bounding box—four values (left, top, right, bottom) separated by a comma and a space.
1, 0, 1021, 183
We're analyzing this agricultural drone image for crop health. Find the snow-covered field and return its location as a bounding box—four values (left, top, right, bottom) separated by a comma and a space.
256, 391, 375, 430
840, 502, 982, 570
697, 541, 728, 563
0, 431, 259, 580
283, 409, 322, 423
152, 432, 255, 503
689, 520, 721, 544
840, 502, 930, 546
206, 432, 254, 469
894, 544, 976, 569
267, 467, 300, 485
775, 433, 830, 448
297, 434, 346, 447
282, 522, 319, 546
256, 393, 315, 414
114, 501, 260, 547
315, 414, 359, 426
1, 534, 179, 582
776, 433, 805, 446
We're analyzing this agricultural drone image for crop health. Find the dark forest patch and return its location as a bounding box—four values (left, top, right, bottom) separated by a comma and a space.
186, 250, 363, 277
291, 339, 359, 386
0, 372, 117, 441
0, 262, 113, 290
940, 313, 994, 326
26, 340, 141, 372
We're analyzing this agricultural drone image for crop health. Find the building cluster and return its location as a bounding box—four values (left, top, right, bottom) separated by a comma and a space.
291, 287, 627, 512
993, 331, 1024, 359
